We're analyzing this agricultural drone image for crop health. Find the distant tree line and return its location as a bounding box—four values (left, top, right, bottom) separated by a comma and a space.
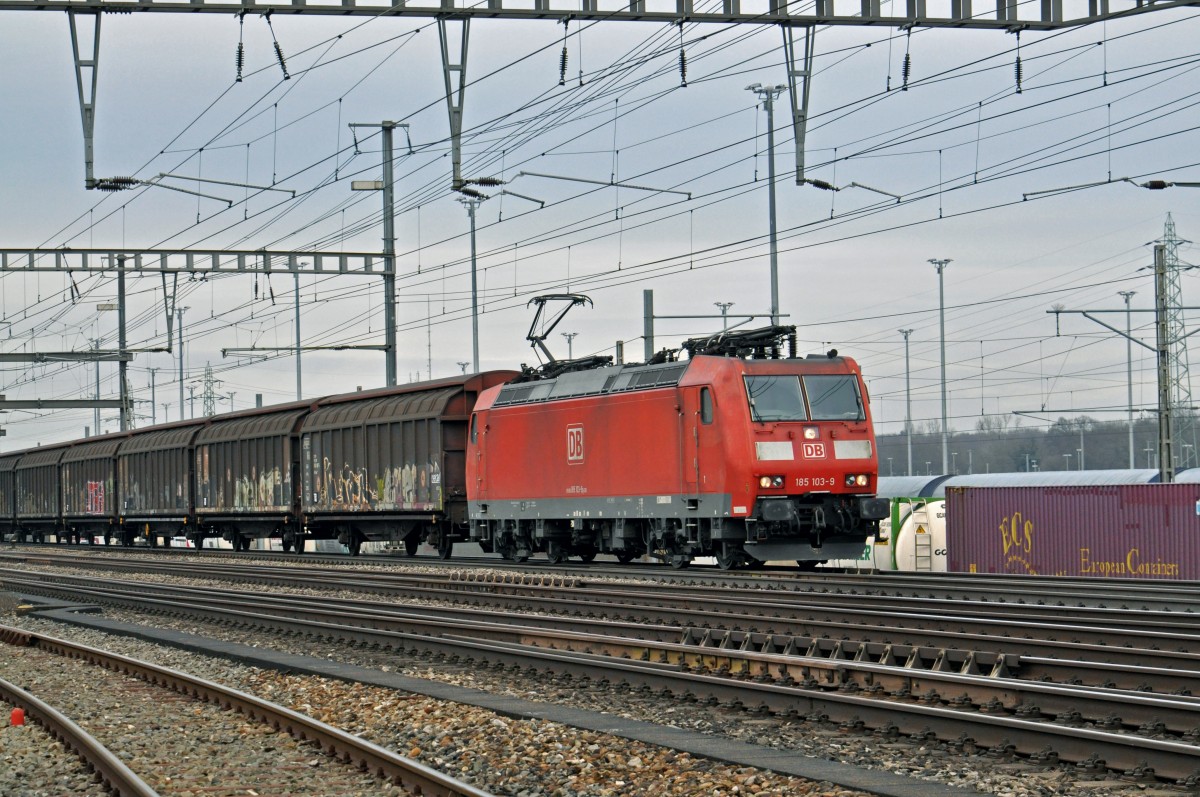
875, 414, 1198, 476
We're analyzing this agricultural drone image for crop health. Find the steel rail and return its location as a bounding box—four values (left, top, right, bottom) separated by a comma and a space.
9, 552, 1199, 640
0, 624, 494, 797
739, 570, 1200, 612
0, 630, 160, 797
8, 576, 1200, 783
7, 568, 1200, 676
8, 546, 1200, 612
18, 573, 1200, 736
385, 635, 1200, 784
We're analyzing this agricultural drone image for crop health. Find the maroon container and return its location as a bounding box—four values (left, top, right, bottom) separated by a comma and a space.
947, 485, 1200, 579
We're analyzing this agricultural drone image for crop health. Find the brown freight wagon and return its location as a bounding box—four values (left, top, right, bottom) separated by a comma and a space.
118, 420, 207, 547
61, 434, 129, 544
946, 484, 1200, 579
0, 453, 19, 539
194, 402, 311, 551
14, 445, 69, 543
299, 372, 517, 557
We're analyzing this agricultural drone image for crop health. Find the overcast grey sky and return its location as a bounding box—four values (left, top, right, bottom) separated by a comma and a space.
1, 5, 1197, 452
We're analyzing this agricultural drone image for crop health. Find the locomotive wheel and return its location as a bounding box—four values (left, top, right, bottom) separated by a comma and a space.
668, 555, 690, 570
437, 538, 454, 560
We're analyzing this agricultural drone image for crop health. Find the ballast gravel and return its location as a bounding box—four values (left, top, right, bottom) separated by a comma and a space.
1, 614, 864, 797
0, 717, 98, 797
1, 556, 1187, 797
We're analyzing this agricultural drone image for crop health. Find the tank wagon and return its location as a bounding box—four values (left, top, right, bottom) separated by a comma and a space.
467, 324, 889, 569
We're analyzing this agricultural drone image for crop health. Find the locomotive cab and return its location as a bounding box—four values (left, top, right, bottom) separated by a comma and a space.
737, 365, 890, 565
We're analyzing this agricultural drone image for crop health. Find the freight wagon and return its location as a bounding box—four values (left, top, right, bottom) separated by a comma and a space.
0, 373, 516, 554
298, 374, 517, 556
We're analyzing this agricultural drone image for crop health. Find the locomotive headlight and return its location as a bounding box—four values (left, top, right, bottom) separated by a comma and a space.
856, 474, 869, 487
802, 426, 819, 440
845, 475, 856, 487
759, 475, 784, 489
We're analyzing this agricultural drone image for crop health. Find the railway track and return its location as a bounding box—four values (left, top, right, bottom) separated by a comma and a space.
4, 554, 1200, 787
0, 625, 492, 797
8, 541, 1200, 612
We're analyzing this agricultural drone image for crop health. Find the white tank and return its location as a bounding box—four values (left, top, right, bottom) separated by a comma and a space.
874, 498, 947, 572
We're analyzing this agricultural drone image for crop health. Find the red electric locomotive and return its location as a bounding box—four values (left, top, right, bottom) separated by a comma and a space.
467, 317, 889, 568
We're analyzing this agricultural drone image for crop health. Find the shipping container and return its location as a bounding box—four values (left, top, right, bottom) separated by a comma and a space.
947, 485, 1200, 579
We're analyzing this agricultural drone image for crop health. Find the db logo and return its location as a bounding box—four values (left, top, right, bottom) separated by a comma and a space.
801, 442, 826, 458
566, 424, 585, 463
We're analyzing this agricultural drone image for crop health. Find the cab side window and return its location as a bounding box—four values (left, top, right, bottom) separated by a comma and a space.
700, 388, 714, 424
470, 414, 479, 444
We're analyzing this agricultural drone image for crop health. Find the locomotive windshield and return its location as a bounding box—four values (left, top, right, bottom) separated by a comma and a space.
745, 374, 865, 422
803, 375, 865, 421
745, 376, 807, 422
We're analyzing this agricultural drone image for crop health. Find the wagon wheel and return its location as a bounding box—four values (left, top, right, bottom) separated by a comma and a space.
577, 551, 597, 563
546, 542, 566, 565
615, 551, 637, 564
405, 535, 419, 557
347, 537, 362, 556
668, 555, 691, 570
437, 537, 454, 560
716, 550, 741, 571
